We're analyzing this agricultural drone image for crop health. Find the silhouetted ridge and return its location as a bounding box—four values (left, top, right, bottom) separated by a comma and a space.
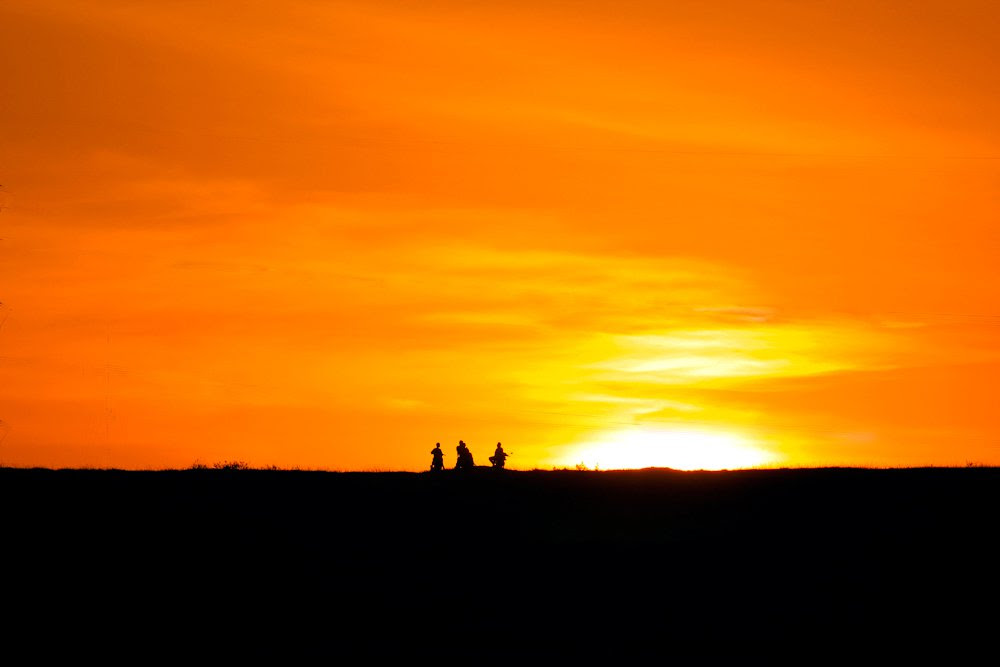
1, 466, 997, 659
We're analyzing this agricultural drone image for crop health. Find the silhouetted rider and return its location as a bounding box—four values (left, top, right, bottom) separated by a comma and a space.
430, 442, 444, 472
489, 442, 509, 469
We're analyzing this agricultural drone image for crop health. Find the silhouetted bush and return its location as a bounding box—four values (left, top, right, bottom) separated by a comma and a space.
212, 460, 252, 471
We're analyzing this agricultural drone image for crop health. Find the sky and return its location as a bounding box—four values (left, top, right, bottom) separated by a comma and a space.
1, 0, 999, 471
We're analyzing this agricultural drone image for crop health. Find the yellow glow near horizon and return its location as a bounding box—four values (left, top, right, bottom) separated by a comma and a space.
567, 428, 779, 471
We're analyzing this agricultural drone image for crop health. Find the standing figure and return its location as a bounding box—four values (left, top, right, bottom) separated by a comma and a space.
430, 442, 444, 472
455, 440, 474, 470
489, 442, 510, 469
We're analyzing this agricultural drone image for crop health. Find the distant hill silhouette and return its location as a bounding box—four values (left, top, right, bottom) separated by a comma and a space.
2, 466, 997, 660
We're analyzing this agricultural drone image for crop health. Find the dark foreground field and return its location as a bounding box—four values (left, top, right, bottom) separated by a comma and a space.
3, 466, 999, 659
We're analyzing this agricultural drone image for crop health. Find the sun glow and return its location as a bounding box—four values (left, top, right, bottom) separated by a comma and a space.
567, 428, 777, 471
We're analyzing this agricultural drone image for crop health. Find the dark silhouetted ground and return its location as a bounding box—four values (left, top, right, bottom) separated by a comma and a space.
3, 466, 998, 659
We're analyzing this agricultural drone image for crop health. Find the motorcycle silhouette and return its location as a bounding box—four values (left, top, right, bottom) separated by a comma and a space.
489, 451, 512, 469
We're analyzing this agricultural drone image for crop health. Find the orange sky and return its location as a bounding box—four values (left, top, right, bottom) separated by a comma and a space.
2, 0, 999, 471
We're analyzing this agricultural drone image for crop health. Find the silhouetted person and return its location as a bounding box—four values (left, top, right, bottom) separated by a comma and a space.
430, 442, 444, 472
489, 442, 509, 469
455, 440, 474, 470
